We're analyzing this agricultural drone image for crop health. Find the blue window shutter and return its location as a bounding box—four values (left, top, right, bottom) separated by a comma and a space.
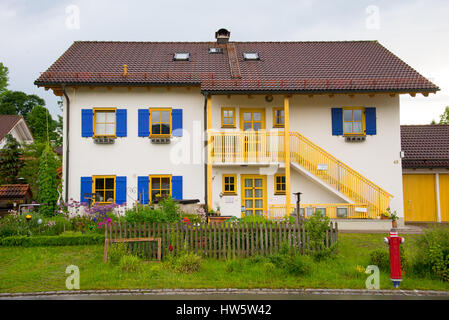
365, 107, 377, 135
172, 109, 183, 137
115, 176, 127, 205
331, 108, 343, 135
172, 176, 183, 200
81, 109, 93, 137
116, 109, 127, 137
80, 176, 92, 204
137, 176, 149, 204
138, 109, 149, 137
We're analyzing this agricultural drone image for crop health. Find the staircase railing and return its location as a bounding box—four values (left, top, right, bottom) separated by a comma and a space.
289, 131, 393, 216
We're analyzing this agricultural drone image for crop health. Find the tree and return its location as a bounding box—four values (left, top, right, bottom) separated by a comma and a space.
38, 143, 59, 216
0, 62, 8, 95
438, 106, 449, 124
0, 134, 23, 184
26, 105, 59, 143
0, 91, 45, 118
18, 141, 48, 198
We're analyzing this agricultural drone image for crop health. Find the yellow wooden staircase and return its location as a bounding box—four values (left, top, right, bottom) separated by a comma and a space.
210, 130, 393, 217
289, 131, 393, 217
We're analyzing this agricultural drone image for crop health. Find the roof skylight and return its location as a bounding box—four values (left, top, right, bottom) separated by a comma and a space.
209, 48, 223, 54
173, 53, 190, 61
243, 52, 259, 60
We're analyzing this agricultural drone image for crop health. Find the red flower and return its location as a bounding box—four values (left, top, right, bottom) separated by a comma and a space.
183, 217, 190, 223
169, 244, 173, 251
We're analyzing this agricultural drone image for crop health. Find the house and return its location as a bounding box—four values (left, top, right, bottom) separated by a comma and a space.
0, 184, 33, 217
401, 124, 449, 223
34, 29, 439, 227
0, 115, 34, 149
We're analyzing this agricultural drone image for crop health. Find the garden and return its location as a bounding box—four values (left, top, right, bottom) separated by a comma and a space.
0, 196, 449, 293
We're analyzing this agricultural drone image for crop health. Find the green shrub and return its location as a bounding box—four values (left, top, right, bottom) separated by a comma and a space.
247, 255, 267, 265
239, 215, 267, 224
263, 262, 276, 273
225, 259, 243, 273
119, 254, 142, 272
0, 234, 104, 247
305, 211, 335, 261
123, 198, 182, 224
108, 243, 129, 265
267, 253, 284, 268
167, 252, 202, 273
412, 226, 449, 281
284, 255, 313, 276
369, 249, 390, 272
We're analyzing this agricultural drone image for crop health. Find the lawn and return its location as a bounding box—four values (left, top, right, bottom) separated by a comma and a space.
0, 233, 448, 293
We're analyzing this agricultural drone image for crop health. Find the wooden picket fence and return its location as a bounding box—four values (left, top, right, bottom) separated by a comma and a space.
104, 221, 338, 261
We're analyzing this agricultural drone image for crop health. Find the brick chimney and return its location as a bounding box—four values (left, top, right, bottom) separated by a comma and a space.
215, 28, 230, 44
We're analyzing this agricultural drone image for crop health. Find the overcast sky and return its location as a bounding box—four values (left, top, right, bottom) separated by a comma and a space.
1, 0, 448, 124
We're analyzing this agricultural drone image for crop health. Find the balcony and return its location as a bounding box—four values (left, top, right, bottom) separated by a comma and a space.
210, 131, 285, 164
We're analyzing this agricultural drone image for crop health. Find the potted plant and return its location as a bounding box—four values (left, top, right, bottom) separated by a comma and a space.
389, 210, 399, 228
380, 210, 390, 220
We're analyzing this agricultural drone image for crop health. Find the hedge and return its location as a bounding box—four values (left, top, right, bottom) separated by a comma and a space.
0, 234, 105, 247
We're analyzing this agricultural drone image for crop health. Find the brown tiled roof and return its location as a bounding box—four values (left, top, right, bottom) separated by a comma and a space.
0, 184, 32, 199
35, 41, 438, 94
0, 115, 22, 141
401, 125, 449, 168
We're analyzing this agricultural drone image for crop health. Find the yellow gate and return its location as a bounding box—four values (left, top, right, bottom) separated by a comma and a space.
402, 174, 438, 222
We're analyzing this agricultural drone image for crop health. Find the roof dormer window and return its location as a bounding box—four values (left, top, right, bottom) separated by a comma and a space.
173, 52, 190, 61
243, 52, 259, 60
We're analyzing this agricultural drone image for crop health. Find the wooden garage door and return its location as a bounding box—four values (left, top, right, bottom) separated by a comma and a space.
403, 174, 438, 222
439, 174, 449, 222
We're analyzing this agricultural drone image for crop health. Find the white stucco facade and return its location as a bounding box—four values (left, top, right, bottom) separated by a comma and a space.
62, 87, 404, 219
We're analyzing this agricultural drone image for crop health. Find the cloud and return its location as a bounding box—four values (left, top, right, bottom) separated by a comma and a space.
0, 0, 447, 123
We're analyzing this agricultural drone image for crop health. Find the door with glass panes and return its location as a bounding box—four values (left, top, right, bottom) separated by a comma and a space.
241, 175, 266, 216
240, 109, 266, 161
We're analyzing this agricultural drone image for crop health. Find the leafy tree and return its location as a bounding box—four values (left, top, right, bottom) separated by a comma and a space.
0, 134, 23, 184
18, 141, 48, 198
438, 106, 449, 124
38, 143, 59, 216
0, 62, 8, 95
26, 105, 59, 143
0, 91, 45, 118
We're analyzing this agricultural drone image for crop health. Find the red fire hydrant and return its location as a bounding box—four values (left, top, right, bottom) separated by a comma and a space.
384, 230, 405, 288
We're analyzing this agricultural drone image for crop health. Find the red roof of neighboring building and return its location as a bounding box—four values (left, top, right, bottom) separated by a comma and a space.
35, 40, 438, 94
0, 115, 22, 141
401, 124, 449, 169
0, 184, 32, 199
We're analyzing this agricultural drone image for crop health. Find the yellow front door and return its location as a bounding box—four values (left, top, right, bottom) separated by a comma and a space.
241, 175, 267, 216
402, 174, 438, 222
439, 174, 449, 222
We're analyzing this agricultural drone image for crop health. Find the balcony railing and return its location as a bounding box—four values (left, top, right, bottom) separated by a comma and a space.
210, 131, 285, 163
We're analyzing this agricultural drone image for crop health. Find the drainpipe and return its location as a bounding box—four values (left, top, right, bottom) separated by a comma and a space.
203, 93, 209, 213
62, 85, 70, 203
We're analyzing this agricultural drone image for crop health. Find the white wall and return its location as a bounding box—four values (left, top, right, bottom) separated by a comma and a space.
63, 86, 205, 206
210, 93, 404, 217
212, 166, 345, 218
63, 89, 404, 219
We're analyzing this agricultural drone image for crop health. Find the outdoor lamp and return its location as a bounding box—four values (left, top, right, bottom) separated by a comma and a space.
25, 214, 32, 221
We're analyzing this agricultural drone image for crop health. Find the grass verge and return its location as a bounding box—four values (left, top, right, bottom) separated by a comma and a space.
0, 233, 448, 293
